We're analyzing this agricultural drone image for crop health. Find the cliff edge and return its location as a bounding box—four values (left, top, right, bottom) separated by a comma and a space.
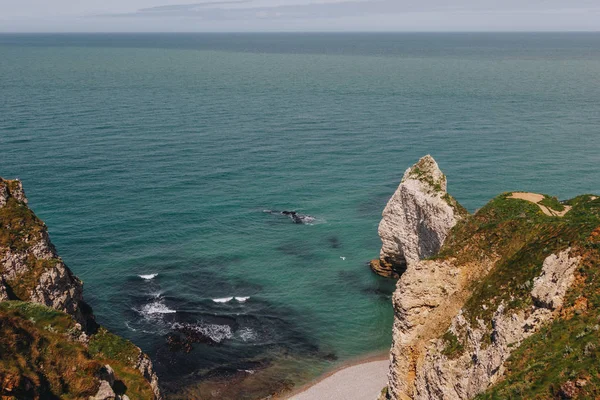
0, 177, 162, 400
378, 160, 600, 399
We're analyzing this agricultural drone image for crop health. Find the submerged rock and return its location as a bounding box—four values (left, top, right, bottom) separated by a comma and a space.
166, 325, 220, 353
371, 155, 467, 278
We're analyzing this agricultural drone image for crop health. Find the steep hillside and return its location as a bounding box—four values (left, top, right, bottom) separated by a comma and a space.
379, 160, 600, 399
0, 177, 162, 400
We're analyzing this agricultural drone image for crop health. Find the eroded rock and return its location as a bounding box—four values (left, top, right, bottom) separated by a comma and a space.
371, 155, 466, 278
386, 249, 581, 400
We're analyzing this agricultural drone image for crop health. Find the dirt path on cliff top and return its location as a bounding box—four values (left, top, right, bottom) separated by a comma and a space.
508, 192, 571, 217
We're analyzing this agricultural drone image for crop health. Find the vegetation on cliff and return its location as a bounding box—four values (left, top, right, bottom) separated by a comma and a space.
0, 177, 160, 399
472, 196, 600, 399
0, 301, 155, 399
424, 193, 600, 399
382, 156, 600, 400
438, 193, 599, 325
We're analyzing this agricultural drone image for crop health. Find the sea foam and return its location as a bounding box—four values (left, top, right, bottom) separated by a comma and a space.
212, 297, 234, 303
140, 301, 176, 315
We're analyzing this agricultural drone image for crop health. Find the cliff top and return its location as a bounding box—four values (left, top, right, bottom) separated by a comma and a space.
432, 192, 600, 399
402, 154, 448, 194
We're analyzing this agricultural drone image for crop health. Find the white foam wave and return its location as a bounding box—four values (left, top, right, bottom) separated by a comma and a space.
124, 321, 138, 331
239, 369, 255, 374
235, 296, 250, 302
172, 322, 233, 343
237, 327, 258, 342
139, 273, 158, 280
212, 297, 234, 303
151, 291, 163, 299
139, 301, 176, 315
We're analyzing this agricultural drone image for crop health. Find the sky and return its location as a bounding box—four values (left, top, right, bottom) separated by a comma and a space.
1, 0, 600, 32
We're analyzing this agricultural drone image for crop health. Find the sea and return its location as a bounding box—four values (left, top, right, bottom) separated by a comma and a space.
1, 33, 599, 399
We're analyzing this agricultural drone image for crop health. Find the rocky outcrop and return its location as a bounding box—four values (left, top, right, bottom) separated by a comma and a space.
371, 155, 466, 278
90, 365, 130, 400
91, 379, 116, 400
136, 352, 163, 400
0, 177, 163, 399
403, 249, 581, 400
382, 184, 592, 400
0, 177, 94, 330
387, 247, 581, 400
0, 178, 27, 207
386, 256, 496, 400
0, 277, 8, 301
531, 250, 581, 309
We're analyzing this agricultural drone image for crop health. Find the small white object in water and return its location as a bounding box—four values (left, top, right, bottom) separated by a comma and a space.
235, 296, 250, 302
139, 273, 158, 280
212, 297, 234, 303
340, 256, 346, 261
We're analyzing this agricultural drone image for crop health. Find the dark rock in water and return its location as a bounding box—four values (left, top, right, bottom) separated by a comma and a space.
327, 236, 341, 248
322, 352, 338, 361
264, 210, 315, 224
166, 325, 219, 353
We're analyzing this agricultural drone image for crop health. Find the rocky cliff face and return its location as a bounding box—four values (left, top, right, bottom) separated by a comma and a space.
391, 249, 580, 400
0, 177, 162, 400
0, 177, 94, 329
371, 155, 467, 278
381, 164, 600, 399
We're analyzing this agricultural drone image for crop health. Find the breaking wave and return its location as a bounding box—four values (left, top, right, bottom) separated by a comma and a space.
212, 296, 250, 303
212, 297, 234, 303
138, 300, 176, 316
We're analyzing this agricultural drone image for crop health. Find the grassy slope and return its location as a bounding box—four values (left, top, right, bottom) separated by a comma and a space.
433, 193, 600, 398
0, 193, 57, 300
1, 179, 154, 399
0, 301, 154, 400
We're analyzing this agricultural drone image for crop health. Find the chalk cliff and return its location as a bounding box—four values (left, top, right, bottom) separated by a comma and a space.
371, 155, 467, 278
379, 161, 600, 399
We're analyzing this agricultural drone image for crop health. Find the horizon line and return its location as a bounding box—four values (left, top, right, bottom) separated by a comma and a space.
1, 30, 600, 34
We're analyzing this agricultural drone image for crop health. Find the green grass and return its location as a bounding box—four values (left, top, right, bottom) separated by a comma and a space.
429, 192, 600, 398
441, 331, 465, 359
0, 301, 154, 399
476, 238, 600, 399
89, 328, 142, 367
0, 197, 46, 252
539, 195, 565, 212
0, 185, 58, 299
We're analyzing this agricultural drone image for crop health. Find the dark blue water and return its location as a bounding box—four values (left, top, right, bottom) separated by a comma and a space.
1, 33, 599, 398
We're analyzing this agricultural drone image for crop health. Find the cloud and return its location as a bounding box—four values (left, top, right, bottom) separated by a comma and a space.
96, 0, 254, 18
95, 0, 452, 19
138, 0, 253, 13
92, 0, 600, 22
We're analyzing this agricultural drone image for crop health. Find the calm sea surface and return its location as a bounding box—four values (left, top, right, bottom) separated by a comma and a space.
1, 33, 599, 398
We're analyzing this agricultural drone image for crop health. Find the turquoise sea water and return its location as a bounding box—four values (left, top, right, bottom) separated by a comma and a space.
1, 33, 600, 398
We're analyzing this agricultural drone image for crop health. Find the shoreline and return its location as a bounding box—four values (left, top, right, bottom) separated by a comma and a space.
281, 351, 389, 400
